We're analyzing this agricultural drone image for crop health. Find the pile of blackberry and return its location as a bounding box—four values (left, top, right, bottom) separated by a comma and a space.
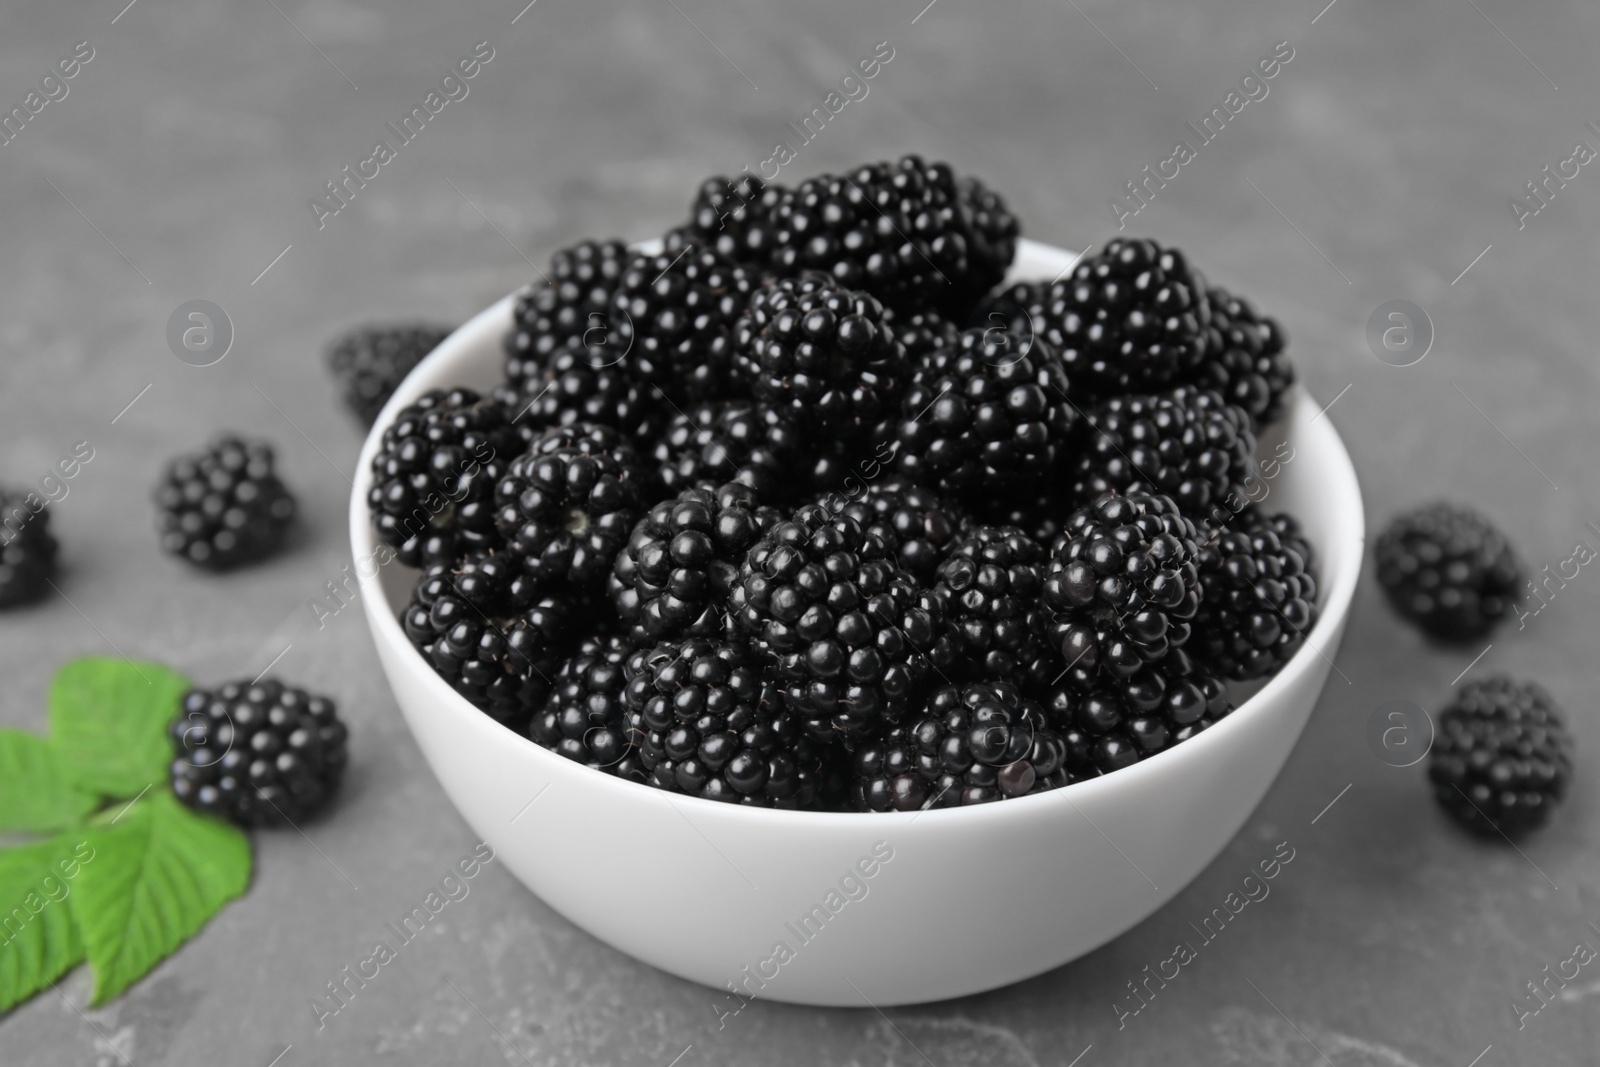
367, 156, 1321, 812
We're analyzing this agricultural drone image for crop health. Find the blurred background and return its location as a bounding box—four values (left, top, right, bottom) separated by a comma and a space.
2, 0, 1597, 1063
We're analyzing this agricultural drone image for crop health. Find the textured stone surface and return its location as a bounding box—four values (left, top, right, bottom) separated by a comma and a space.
2, 0, 1598, 1063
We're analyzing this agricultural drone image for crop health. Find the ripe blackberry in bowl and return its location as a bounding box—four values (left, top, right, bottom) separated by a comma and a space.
729, 501, 955, 740
1071, 385, 1256, 518
612, 246, 756, 399
826, 476, 963, 580
1191, 508, 1320, 681
532, 633, 646, 780
505, 347, 653, 440
155, 435, 297, 570
623, 637, 824, 807
1374, 503, 1523, 641
611, 481, 781, 642
0, 489, 58, 608
851, 681, 1066, 812
931, 525, 1049, 682
327, 323, 454, 426
368, 388, 520, 567
647, 400, 800, 501
505, 239, 632, 388
667, 173, 785, 265
494, 431, 646, 592
883, 305, 962, 374
1429, 676, 1573, 838
1188, 286, 1294, 429
891, 327, 1076, 501
1039, 491, 1203, 681
733, 273, 907, 438
169, 678, 348, 826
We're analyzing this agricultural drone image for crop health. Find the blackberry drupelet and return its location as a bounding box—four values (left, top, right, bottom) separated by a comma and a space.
494, 433, 646, 592
1188, 286, 1295, 428
668, 173, 785, 265
611, 481, 781, 642
623, 637, 823, 807
611, 246, 756, 399
932, 525, 1049, 682
827, 476, 962, 579
1039, 491, 1203, 682
892, 327, 1076, 499
505, 240, 631, 389
1040, 649, 1233, 777
155, 436, 297, 569
1191, 508, 1319, 680
169, 678, 348, 826
730, 502, 955, 740
532, 633, 645, 780
1374, 503, 1523, 641
983, 237, 1211, 396
327, 323, 454, 426
733, 274, 907, 437
368, 389, 520, 567
510, 347, 653, 438
0, 489, 57, 608
400, 551, 567, 728
647, 400, 799, 501
851, 681, 1066, 811
1429, 677, 1573, 838
1071, 385, 1256, 518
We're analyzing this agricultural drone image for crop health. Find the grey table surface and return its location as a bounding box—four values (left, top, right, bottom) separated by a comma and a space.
2, 0, 1598, 1063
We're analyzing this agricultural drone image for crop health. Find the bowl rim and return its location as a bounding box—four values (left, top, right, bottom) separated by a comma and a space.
350, 236, 1366, 828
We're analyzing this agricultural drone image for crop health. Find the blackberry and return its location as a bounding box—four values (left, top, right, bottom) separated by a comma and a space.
1191, 508, 1319, 680
155, 436, 297, 569
1375, 503, 1523, 641
612, 246, 756, 399
1188, 286, 1295, 428
850, 681, 1066, 811
648, 400, 799, 501
327, 323, 453, 426
368, 389, 520, 567
400, 551, 566, 728
532, 634, 647, 780
1040, 649, 1233, 777
892, 327, 1076, 499
505, 239, 631, 389
612, 481, 781, 643
0, 490, 57, 608
667, 173, 785, 265
931, 525, 1049, 682
1039, 491, 1203, 682
623, 637, 823, 807
729, 502, 955, 739
883, 305, 962, 374
983, 237, 1211, 396
1072, 385, 1256, 518
733, 274, 907, 437
1429, 677, 1573, 838
827, 476, 962, 579
493, 434, 646, 592
169, 678, 348, 826
766, 156, 1015, 316
508, 346, 653, 439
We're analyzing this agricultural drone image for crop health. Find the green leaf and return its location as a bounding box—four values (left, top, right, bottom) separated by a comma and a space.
0, 836, 90, 1011
0, 729, 97, 833
70, 790, 250, 1004
48, 656, 190, 798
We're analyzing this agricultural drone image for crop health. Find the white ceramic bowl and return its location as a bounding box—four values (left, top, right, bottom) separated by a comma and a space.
351, 238, 1364, 1007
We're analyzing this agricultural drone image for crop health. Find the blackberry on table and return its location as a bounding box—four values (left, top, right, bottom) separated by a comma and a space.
1375, 503, 1523, 641
733, 273, 908, 438
1429, 676, 1573, 838
892, 327, 1076, 500
1188, 286, 1295, 428
532, 633, 646, 780
505, 239, 632, 390
623, 637, 824, 807
1192, 508, 1319, 680
611, 246, 756, 399
667, 174, 785, 265
327, 323, 453, 426
611, 481, 781, 642
400, 551, 567, 728
169, 678, 348, 826
851, 681, 1066, 811
1039, 491, 1203, 682
1071, 385, 1256, 518
931, 525, 1049, 682
0, 489, 57, 608
730, 502, 955, 740
156, 436, 297, 570
647, 400, 799, 501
